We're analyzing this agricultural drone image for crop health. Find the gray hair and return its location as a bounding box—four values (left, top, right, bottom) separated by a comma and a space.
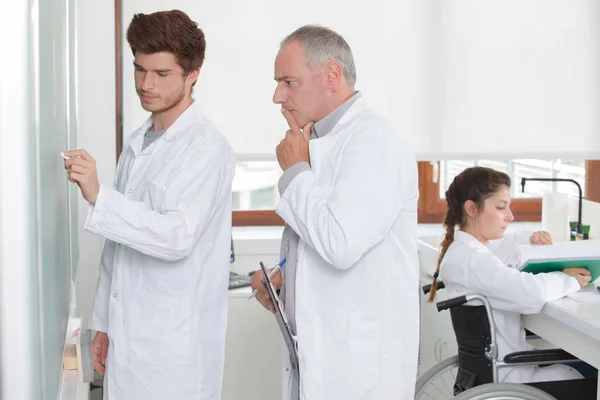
281, 25, 356, 88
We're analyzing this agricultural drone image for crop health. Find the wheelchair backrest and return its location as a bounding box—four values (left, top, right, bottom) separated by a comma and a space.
450, 305, 494, 393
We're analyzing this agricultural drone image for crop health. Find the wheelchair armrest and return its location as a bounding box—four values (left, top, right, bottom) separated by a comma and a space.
436, 295, 467, 311
504, 349, 579, 364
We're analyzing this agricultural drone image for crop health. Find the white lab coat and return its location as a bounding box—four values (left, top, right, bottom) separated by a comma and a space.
87, 102, 235, 400
440, 230, 584, 383
276, 97, 420, 400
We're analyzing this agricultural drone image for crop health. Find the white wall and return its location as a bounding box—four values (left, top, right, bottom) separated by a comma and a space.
73, 0, 116, 328
430, 1, 600, 160
121, 0, 429, 159
119, 1, 600, 161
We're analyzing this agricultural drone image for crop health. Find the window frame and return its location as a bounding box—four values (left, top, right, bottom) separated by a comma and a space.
232, 161, 600, 226
417, 160, 600, 224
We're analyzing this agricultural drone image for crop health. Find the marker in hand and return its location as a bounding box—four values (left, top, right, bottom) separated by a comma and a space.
61, 151, 82, 160
248, 258, 286, 300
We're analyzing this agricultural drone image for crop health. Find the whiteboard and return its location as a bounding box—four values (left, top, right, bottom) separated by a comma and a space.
0, 0, 78, 398
37, 0, 79, 397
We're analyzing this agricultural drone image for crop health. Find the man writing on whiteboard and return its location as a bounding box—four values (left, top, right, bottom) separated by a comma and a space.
64, 10, 234, 399
250, 25, 420, 399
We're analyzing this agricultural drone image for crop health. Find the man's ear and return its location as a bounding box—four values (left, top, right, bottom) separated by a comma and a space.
186, 67, 201, 87
324, 62, 342, 91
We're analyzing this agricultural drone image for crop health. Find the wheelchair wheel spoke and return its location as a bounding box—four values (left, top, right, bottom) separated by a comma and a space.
442, 371, 455, 395
441, 370, 455, 393
416, 356, 459, 400
424, 381, 451, 398
419, 366, 457, 399
425, 371, 455, 398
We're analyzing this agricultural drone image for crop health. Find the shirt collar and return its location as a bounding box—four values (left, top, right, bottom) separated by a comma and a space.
311, 91, 361, 139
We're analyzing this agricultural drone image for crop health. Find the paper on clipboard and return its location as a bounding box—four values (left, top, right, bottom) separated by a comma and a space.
260, 261, 300, 373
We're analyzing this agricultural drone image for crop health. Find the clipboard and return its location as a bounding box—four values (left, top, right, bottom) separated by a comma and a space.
260, 261, 300, 373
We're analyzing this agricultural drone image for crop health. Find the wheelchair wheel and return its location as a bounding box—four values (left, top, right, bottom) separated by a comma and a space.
415, 355, 459, 399
453, 383, 557, 400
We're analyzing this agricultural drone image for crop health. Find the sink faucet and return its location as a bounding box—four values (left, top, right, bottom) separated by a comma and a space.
520, 177, 585, 240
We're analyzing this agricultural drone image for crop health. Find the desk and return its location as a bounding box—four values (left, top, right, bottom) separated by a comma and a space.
522, 289, 600, 399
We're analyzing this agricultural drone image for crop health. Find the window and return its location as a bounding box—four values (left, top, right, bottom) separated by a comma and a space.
232, 160, 600, 226
439, 160, 586, 199
232, 161, 281, 210
232, 161, 284, 226
419, 160, 600, 224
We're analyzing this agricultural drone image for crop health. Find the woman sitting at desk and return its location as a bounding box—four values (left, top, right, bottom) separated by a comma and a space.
428, 166, 591, 384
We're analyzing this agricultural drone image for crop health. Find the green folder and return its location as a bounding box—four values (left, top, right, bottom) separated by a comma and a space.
521, 257, 600, 281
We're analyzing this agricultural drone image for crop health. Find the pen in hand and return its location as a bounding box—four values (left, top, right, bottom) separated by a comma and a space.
248, 258, 286, 300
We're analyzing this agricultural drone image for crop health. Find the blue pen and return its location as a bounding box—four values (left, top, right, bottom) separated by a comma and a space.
248, 258, 286, 300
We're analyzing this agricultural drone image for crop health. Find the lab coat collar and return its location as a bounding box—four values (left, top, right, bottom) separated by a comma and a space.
128, 101, 203, 156
454, 230, 490, 252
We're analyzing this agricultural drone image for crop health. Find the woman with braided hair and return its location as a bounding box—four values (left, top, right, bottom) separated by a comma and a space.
428, 166, 591, 384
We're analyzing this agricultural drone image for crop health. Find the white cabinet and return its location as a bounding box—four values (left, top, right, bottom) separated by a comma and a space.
418, 278, 458, 376
222, 287, 283, 400
418, 276, 439, 376
418, 237, 458, 377
222, 236, 283, 399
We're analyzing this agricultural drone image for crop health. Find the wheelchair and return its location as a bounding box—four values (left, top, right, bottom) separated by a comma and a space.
415, 281, 597, 400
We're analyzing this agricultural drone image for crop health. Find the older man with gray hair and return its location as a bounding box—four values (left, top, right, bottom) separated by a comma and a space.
251, 25, 419, 400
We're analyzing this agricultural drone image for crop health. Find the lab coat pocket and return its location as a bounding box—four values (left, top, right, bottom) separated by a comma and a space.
127, 291, 193, 365
314, 314, 380, 394
143, 180, 165, 211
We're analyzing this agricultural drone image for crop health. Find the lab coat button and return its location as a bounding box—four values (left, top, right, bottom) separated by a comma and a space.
113, 293, 117, 298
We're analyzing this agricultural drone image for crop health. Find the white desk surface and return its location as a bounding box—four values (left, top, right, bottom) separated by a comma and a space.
522, 286, 600, 364
540, 292, 600, 341
522, 286, 600, 399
